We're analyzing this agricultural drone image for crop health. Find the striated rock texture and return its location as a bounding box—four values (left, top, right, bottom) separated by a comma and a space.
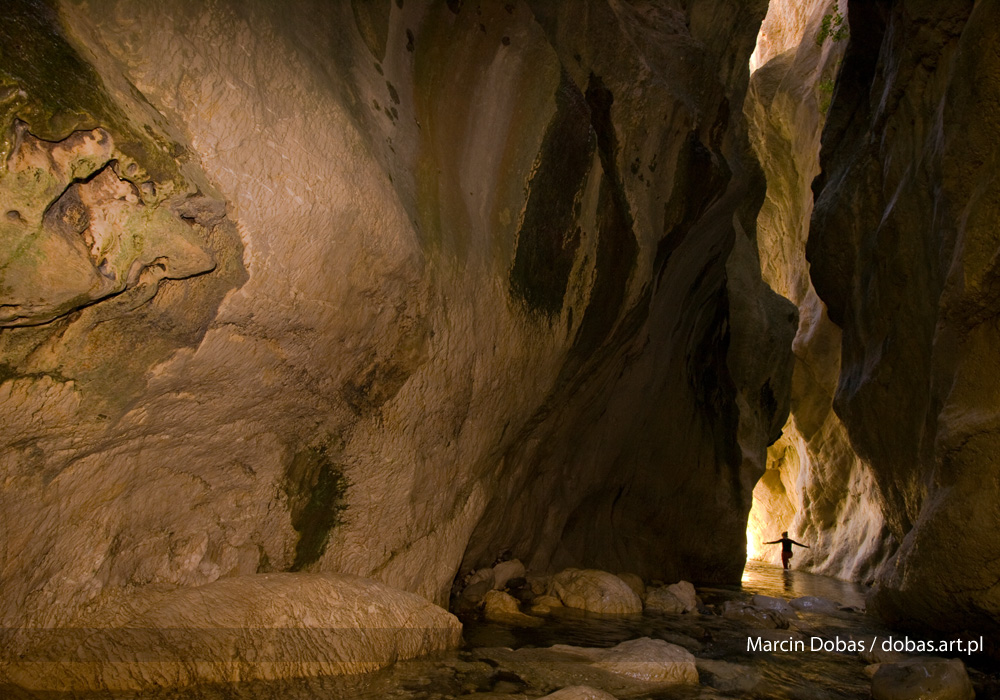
744, 0, 893, 580
1, 573, 462, 691
810, 0, 1000, 630
0, 0, 793, 660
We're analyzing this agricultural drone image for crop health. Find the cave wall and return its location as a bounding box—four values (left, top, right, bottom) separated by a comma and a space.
810, 0, 1000, 630
743, 0, 893, 581
0, 0, 794, 630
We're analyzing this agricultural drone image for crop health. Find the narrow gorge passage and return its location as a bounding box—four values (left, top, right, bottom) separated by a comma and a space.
1, 0, 999, 698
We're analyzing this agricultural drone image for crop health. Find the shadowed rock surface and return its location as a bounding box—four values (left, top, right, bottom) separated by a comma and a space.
809, 0, 1000, 630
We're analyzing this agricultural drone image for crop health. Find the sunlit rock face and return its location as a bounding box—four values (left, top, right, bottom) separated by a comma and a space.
0, 0, 793, 648
810, 0, 1000, 630
744, 0, 893, 581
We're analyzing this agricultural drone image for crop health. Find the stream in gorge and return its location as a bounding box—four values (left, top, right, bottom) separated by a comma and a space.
39, 562, 957, 700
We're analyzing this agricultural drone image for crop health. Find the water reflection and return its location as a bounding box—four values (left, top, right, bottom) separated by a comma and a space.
741, 560, 869, 609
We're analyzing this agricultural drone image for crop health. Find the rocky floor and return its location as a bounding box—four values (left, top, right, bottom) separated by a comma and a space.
6, 562, 995, 700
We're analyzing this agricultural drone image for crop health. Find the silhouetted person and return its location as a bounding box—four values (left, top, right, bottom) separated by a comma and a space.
765, 531, 809, 570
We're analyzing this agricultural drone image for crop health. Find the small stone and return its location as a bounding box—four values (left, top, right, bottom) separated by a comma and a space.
789, 595, 841, 613
645, 586, 687, 614
482, 589, 543, 627
666, 581, 697, 611
871, 658, 974, 700
751, 594, 797, 616
721, 600, 790, 629
467, 567, 495, 588
551, 637, 698, 685
541, 686, 619, 700
493, 559, 525, 589
696, 658, 762, 693
461, 579, 492, 605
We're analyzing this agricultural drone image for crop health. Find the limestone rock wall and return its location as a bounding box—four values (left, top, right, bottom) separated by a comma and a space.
810, 0, 1000, 629
744, 0, 893, 581
0, 0, 793, 634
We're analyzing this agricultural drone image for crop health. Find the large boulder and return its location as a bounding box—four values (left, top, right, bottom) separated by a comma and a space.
550, 569, 642, 614
0, 573, 461, 692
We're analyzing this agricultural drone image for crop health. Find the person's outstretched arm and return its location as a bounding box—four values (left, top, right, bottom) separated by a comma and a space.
764, 539, 781, 544
791, 540, 810, 548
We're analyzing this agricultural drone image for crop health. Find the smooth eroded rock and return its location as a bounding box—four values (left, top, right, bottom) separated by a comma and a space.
551, 638, 698, 685
0, 573, 461, 692
550, 569, 642, 614
492, 559, 526, 590
541, 686, 619, 700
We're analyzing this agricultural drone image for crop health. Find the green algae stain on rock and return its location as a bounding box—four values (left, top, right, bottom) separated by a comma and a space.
0, 0, 185, 186
509, 70, 595, 316
285, 444, 351, 571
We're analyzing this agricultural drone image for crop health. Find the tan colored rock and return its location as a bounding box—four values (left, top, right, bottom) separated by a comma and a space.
615, 572, 645, 602
0, 573, 461, 692
535, 595, 563, 608
644, 587, 687, 615
870, 659, 974, 700
551, 638, 698, 686
550, 569, 642, 614
541, 687, 618, 700
482, 589, 543, 628
666, 581, 697, 611
492, 559, 526, 590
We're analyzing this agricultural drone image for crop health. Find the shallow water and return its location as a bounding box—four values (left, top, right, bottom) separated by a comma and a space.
2, 563, 963, 699
740, 559, 869, 609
